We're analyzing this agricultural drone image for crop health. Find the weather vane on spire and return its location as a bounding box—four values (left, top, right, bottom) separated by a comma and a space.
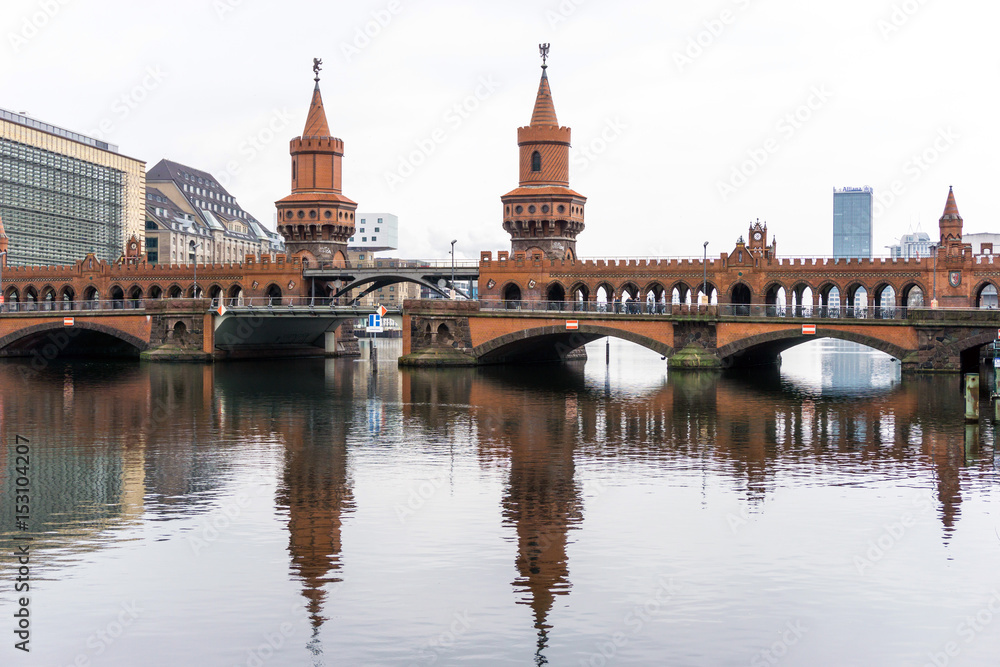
539, 43, 550, 68
313, 58, 323, 83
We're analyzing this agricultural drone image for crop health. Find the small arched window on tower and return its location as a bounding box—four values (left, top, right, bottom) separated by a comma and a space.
292, 160, 297, 183
531, 151, 541, 172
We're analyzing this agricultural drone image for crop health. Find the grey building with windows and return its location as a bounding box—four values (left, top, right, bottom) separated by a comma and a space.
0, 108, 146, 266
833, 186, 873, 259
348, 212, 398, 253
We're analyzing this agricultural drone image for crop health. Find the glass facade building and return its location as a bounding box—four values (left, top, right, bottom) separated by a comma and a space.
833, 187, 873, 259
0, 109, 145, 266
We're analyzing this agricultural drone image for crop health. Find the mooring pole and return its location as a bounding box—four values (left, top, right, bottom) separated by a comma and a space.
606, 337, 610, 365
964, 373, 979, 421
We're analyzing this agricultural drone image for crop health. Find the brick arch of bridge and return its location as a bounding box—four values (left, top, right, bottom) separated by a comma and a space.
331, 275, 449, 300
473, 323, 673, 363
716, 326, 912, 363
0, 320, 151, 353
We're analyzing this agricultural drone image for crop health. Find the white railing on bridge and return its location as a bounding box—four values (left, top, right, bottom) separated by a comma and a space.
305, 259, 480, 271
477, 299, 915, 320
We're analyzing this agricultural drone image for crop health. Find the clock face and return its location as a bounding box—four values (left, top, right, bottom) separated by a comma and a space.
754, 232, 762, 241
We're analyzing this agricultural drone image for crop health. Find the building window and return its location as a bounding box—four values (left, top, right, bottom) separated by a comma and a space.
374, 227, 379, 232
378, 218, 383, 223
389, 286, 394, 291
362, 237, 367, 242
349, 237, 354, 242
531, 151, 541, 172
372, 236, 377, 241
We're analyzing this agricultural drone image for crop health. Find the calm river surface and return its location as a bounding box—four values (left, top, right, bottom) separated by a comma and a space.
1, 339, 999, 666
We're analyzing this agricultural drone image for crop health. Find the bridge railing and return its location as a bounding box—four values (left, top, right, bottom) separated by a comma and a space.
477, 299, 908, 320
213, 296, 403, 312
0, 299, 152, 313
306, 259, 481, 271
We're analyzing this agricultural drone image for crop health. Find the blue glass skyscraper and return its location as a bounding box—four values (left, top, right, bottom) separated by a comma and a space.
833, 187, 873, 258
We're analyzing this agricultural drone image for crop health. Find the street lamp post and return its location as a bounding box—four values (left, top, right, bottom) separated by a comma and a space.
0, 250, 6, 313
702, 241, 709, 309
931, 242, 939, 308
192, 239, 202, 299
450, 239, 457, 299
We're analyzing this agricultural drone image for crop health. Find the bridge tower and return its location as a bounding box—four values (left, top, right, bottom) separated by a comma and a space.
501, 45, 587, 260
276, 59, 358, 267
939, 186, 964, 245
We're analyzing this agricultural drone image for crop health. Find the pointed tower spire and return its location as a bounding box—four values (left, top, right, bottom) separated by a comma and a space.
499, 45, 587, 264
938, 185, 963, 244
303, 58, 331, 137
0, 213, 8, 267
530, 47, 559, 127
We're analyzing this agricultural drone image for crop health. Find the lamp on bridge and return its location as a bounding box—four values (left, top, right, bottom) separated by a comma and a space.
701, 241, 709, 306
0, 250, 6, 311
191, 239, 203, 299
450, 239, 457, 299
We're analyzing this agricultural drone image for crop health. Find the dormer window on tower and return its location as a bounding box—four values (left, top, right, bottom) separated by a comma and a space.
531, 151, 541, 172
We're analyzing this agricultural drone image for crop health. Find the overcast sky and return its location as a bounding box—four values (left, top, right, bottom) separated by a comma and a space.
2, 0, 995, 261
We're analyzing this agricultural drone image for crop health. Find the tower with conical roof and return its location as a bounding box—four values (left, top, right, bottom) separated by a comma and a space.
502, 45, 586, 260
939, 186, 963, 245
277, 59, 358, 266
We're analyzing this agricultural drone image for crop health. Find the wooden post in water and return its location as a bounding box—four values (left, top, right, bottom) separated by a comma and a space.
964, 373, 979, 421
606, 337, 610, 365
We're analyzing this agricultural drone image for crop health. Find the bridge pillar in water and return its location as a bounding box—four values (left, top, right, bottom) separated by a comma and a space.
399, 300, 478, 367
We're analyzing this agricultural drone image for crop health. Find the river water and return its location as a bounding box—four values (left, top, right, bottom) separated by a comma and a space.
1, 339, 998, 666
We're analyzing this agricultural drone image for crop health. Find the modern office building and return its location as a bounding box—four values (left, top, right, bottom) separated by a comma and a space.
145, 159, 284, 265
348, 212, 398, 252
887, 231, 933, 259
833, 186, 873, 258
0, 108, 146, 266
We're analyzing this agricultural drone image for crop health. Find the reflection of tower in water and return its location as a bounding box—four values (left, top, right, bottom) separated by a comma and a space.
498, 396, 583, 664
276, 412, 354, 632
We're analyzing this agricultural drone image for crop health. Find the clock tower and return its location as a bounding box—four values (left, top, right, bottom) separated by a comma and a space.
747, 219, 776, 259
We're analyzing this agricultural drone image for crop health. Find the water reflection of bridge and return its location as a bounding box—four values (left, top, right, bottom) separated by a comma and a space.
0, 355, 981, 663
400, 361, 976, 662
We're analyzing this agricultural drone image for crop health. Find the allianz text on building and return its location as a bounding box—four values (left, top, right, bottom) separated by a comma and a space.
144, 159, 284, 265
0, 108, 145, 266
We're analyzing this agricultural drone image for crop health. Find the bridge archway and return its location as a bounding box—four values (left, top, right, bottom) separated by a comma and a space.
569, 282, 589, 306
266, 284, 283, 303
128, 285, 143, 308
0, 321, 149, 358
730, 283, 752, 315
902, 283, 924, 311
764, 283, 786, 316
503, 282, 522, 306
546, 282, 566, 304
671, 281, 692, 306
474, 324, 673, 364
873, 284, 896, 319
717, 327, 910, 368
596, 283, 613, 307
149, 285, 163, 299
41, 286, 56, 311
975, 282, 998, 309
83, 286, 99, 307
168, 285, 182, 299
60, 285, 75, 308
